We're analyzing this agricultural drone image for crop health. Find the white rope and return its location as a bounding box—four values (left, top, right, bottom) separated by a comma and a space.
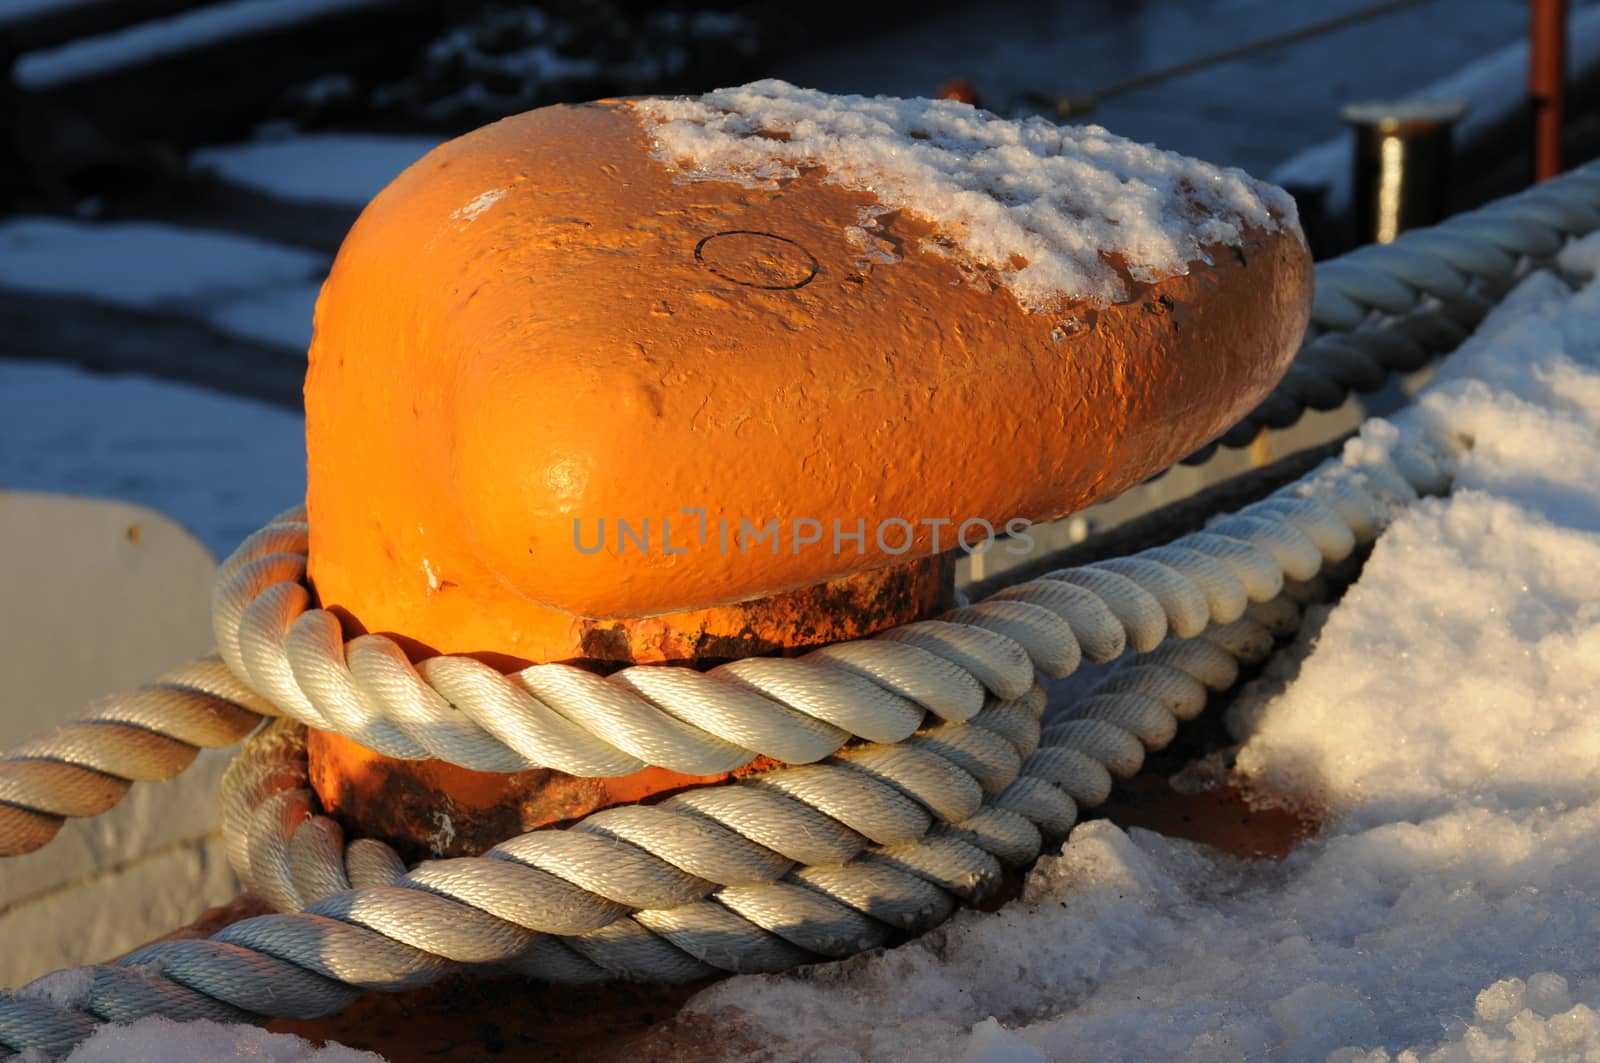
0, 660, 274, 856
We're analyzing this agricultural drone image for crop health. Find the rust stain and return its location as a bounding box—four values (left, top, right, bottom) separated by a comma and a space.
565, 551, 956, 669
1095, 776, 1318, 861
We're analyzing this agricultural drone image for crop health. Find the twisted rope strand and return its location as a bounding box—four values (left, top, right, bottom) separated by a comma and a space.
0, 660, 272, 856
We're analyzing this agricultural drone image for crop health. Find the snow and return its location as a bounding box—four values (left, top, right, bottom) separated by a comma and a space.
14, 0, 394, 89
634, 80, 1299, 311
201, 280, 323, 350
418, 8, 602, 84
662, 235, 1600, 1061
1271, 4, 1600, 211
1, 142, 445, 357
0, 217, 326, 350
190, 134, 442, 209
0, 360, 304, 559
42, 1016, 381, 1062
1330, 974, 1600, 1062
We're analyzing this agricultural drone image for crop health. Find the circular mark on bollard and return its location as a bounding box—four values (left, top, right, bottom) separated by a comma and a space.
695, 230, 820, 290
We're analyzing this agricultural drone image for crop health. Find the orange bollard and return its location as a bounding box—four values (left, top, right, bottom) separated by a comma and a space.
300, 97, 1312, 856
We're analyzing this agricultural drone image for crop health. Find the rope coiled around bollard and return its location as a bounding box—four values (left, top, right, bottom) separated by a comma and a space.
0, 410, 1454, 1055
0, 437, 1424, 849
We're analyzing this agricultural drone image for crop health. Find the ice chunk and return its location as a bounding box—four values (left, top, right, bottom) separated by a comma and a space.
958, 1018, 1047, 1063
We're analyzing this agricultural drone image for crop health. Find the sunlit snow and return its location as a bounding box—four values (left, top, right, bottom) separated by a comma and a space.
636, 80, 1298, 311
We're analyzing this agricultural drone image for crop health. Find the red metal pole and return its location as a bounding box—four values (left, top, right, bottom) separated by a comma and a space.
1531, 0, 1568, 182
